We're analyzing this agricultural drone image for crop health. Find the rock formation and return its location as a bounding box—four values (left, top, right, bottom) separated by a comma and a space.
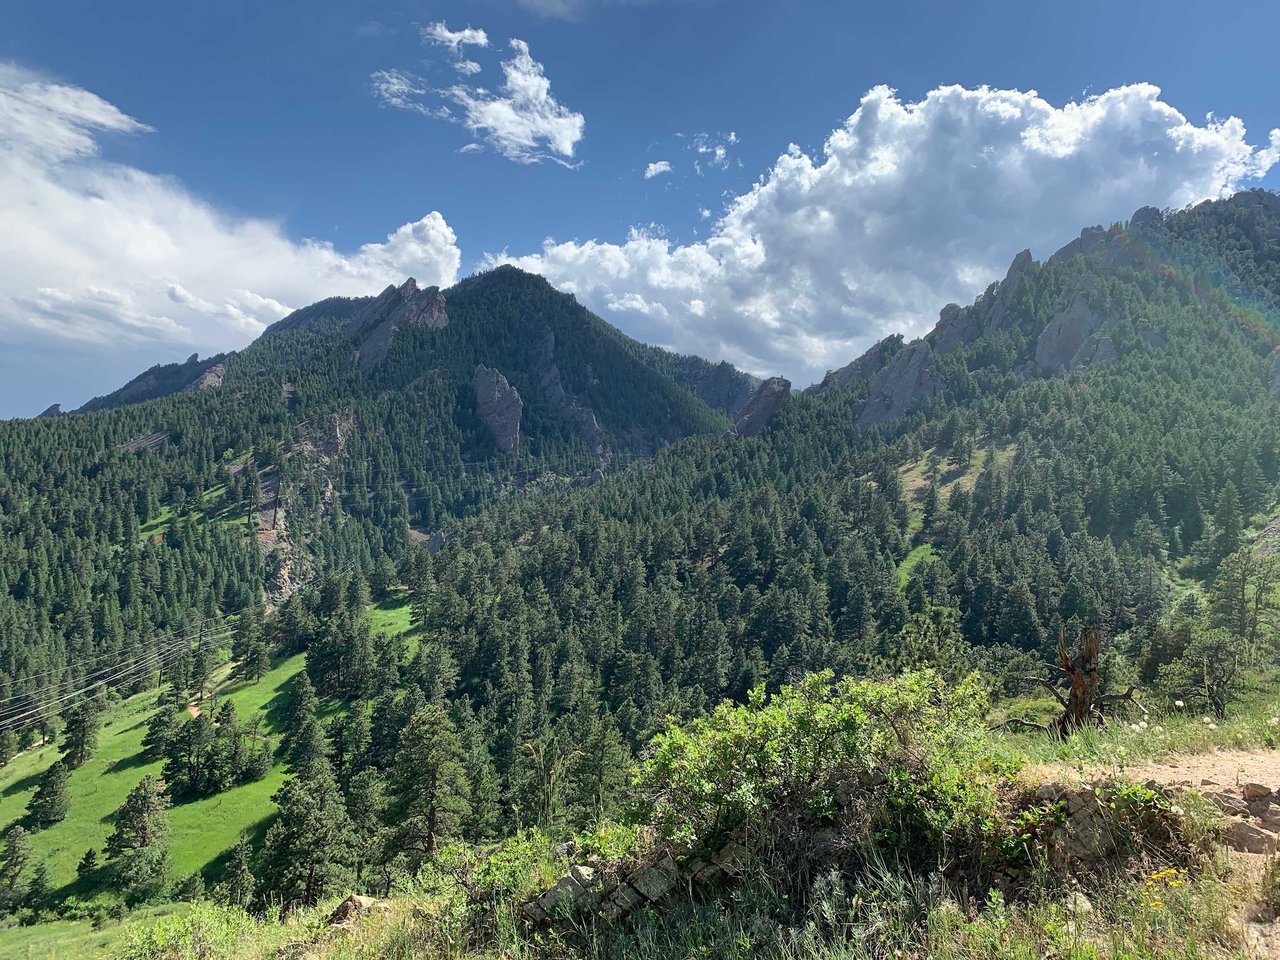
473, 365, 523, 454
856, 339, 938, 428
1034, 288, 1109, 373
534, 327, 608, 458
929, 249, 1035, 355
36, 403, 62, 418
348, 278, 448, 371
810, 334, 904, 395
733, 377, 791, 437
182, 362, 225, 392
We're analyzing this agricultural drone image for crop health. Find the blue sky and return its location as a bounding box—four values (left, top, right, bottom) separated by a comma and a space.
2, 0, 1279, 416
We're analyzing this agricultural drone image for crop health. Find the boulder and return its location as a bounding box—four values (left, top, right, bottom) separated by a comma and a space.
1225, 819, 1279, 855
473, 365, 523, 455
1244, 783, 1273, 802
733, 377, 791, 437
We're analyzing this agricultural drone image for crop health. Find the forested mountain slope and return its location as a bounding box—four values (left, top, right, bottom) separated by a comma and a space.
2, 191, 1280, 946
0, 267, 749, 734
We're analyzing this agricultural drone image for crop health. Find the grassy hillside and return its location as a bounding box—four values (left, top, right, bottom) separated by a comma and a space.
0, 652, 310, 896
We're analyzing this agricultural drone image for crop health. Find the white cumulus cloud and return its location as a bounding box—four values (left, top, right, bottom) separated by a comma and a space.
0, 63, 461, 412
373, 33, 584, 166
644, 160, 673, 179
494, 83, 1280, 385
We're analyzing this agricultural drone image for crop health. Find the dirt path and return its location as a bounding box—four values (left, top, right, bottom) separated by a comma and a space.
1045, 748, 1280, 957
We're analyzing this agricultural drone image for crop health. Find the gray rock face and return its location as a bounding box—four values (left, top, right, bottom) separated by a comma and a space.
929, 249, 1035, 355
36, 403, 62, 418
1049, 225, 1112, 265
733, 377, 791, 437
856, 340, 938, 427
534, 327, 608, 458
182, 362, 225, 392
811, 335, 903, 395
349, 277, 448, 371
1069, 333, 1117, 370
1035, 290, 1108, 373
473, 365, 523, 454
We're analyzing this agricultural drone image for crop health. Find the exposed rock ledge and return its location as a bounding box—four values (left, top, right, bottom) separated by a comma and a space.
473, 365, 523, 454
733, 377, 791, 437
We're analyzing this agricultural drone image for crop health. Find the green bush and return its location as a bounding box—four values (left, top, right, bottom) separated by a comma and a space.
634, 670, 1019, 865
115, 902, 258, 960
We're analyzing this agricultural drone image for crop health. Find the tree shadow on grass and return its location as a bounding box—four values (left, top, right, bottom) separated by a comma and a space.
1, 771, 42, 798
103, 750, 152, 776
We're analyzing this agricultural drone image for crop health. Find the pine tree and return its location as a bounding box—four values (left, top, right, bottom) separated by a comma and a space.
214, 835, 256, 908
385, 705, 469, 867
0, 826, 33, 911
26, 761, 70, 828
60, 694, 102, 769
105, 775, 171, 901
76, 847, 98, 880
258, 758, 353, 910
233, 601, 269, 682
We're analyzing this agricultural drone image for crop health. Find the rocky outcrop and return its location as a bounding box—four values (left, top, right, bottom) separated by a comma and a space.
929, 249, 1035, 355
473, 365, 523, 454
733, 377, 791, 437
36, 404, 62, 418
1034, 288, 1109, 373
348, 278, 448, 372
182, 362, 225, 392
534, 327, 608, 459
810, 334, 904, 395
856, 339, 938, 428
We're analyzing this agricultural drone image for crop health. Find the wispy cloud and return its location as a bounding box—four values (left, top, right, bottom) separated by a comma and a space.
0, 62, 461, 409
373, 29, 585, 166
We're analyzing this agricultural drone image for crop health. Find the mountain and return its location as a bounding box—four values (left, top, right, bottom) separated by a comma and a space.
3, 191, 1280, 949
75, 352, 233, 413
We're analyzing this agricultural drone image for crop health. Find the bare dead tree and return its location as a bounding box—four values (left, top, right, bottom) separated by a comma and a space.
996, 628, 1144, 737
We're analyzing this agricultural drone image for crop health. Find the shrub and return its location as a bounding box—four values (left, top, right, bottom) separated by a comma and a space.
634, 670, 1019, 868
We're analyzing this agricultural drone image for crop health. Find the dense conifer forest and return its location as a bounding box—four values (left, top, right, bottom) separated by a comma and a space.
4, 190, 1280, 957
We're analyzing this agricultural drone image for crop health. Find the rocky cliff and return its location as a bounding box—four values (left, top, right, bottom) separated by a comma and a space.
810, 334, 904, 395
856, 339, 938, 427
349, 278, 449, 372
534, 327, 608, 459
473, 365, 523, 454
733, 377, 791, 437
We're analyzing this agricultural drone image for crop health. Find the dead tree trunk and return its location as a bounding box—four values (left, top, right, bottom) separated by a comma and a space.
1056, 627, 1101, 736
1010, 628, 1142, 738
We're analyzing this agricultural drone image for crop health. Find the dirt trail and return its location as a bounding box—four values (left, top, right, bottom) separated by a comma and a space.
1046, 748, 1280, 957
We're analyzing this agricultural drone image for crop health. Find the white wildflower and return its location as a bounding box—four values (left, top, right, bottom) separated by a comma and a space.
1174, 700, 1185, 709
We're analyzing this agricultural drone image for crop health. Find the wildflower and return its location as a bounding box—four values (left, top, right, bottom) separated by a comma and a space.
1269, 717, 1279, 727
1209, 723, 1219, 730
1174, 700, 1185, 709
1203, 716, 1213, 725
1139, 720, 1149, 730
1130, 723, 1142, 732
1153, 725, 1165, 733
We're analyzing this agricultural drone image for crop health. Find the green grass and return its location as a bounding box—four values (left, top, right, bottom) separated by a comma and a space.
897, 543, 936, 589
0, 653, 309, 899
0, 903, 191, 959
